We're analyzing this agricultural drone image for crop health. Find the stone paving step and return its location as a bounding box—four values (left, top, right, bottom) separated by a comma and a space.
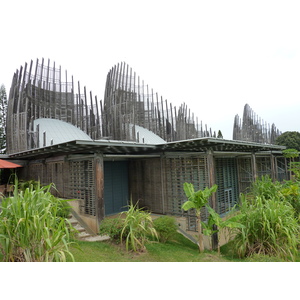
68, 213, 110, 242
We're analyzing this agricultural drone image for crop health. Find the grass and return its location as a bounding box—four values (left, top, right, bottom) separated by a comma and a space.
69, 233, 227, 262
67, 232, 300, 262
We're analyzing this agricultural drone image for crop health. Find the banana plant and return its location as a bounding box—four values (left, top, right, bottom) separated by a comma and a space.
205, 205, 244, 255
182, 183, 218, 252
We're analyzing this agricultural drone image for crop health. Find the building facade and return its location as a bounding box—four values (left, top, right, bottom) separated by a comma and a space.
7, 59, 288, 234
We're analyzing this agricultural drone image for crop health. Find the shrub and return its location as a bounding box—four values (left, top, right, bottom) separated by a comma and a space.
0, 182, 76, 262
280, 181, 300, 217
99, 217, 128, 243
121, 202, 158, 252
231, 194, 300, 261
18, 179, 40, 191
249, 175, 281, 200
153, 216, 178, 243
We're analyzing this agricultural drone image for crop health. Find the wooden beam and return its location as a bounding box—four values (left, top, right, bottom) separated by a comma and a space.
206, 148, 217, 250
251, 152, 258, 181
94, 154, 105, 229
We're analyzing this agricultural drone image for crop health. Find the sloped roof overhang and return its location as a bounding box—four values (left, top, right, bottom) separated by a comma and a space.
7, 137, 286, 159
8, 139, 158, 159
156, 137, 286, 153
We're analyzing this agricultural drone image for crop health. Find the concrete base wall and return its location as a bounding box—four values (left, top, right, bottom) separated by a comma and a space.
69, 200, 98, 234
175, 216, 232, 250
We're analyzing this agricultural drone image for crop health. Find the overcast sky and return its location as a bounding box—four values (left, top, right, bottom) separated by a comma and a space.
1, 0, 300, 139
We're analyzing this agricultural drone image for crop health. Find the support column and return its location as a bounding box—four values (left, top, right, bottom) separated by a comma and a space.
251, 152, 258, 181
207, 149, 218, 250
270, 154, 276, 181
94, 153, 105, 231
207, 149, 216, 209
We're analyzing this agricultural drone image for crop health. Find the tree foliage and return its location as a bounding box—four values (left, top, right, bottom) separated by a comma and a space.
276, 131, 300, 151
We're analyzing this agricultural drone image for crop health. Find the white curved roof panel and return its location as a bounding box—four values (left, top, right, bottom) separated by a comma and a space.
34, 118, 92, 147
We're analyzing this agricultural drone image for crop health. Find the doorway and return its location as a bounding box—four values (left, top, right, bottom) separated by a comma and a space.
104, 161, 129, 215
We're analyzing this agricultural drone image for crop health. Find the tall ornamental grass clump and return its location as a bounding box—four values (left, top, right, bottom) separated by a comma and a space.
0, 182, 76, 262
232, 194, 300, 261
121, 202, 158, 252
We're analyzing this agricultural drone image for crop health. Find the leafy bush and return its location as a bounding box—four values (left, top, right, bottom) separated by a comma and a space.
0, 182, 76, 262
249, 175, 281, 200
121, 202, 158, 252
153, 216, 178, 243
18, 179, 40, 191
250, 176, 300, 217
231, 194, 300, 261
280, 181, 300, 217
99, 217, 128, 243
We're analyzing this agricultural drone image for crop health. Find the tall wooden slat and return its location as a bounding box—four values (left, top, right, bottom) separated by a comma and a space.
94, 154, 105, 227
95, 95, 100, 138
84, 86, 89, 135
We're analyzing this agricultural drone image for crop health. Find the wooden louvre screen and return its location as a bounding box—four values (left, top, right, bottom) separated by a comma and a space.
276, 156, 288, 181
256, 156, 272, 178
237, 157, 253, 194
69, 160, 96, 216
164, 155, 209, 225
215, 158, 239, 216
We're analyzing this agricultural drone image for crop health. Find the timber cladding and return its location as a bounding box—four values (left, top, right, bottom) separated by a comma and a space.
27, 159, 97, 217
69, 160, 96, 216
164, 155, 209, 218
129, 158, 163, 213
129, 155, 210, 219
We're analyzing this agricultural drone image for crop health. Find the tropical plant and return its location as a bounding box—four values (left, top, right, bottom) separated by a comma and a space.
231, 194, 300, 261
182, 183, 218, 252
120, 202, 158, 252
203, 206, 244, 254
153, 216, 178, 243
0, 181, 76, 262
249, 175, 282, 201
18, 179, 41, 191
289, 162, 300, 181
280, 181, 300, 217
282, 148, 300, 160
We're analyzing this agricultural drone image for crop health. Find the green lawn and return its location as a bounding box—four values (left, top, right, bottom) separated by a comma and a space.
68, 233, 297, 262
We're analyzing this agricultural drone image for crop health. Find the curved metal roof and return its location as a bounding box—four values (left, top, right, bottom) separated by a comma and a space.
34, 118, 92, 147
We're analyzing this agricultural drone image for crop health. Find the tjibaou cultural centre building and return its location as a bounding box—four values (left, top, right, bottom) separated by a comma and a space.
5, 58, 287, 235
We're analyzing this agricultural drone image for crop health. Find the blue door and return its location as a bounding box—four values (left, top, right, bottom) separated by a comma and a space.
104, 161, 129, 215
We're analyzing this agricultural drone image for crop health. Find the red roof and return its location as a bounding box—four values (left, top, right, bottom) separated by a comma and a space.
0, 159, 22, 169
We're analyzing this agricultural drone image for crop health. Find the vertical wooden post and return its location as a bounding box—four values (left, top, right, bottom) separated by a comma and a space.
207, 149, 216, 209
95, 95, 100, 139
206, 148, 218, 249
270, 153, 276, 181
94, 154, 105, 231
71, 75, 75, 125
251, 152, 258, 181
84, 86, 89, 135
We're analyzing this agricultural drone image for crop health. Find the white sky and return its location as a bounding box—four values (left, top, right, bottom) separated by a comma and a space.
1, 0, 300, 139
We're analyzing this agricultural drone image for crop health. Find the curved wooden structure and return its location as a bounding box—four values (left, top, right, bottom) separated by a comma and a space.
233, 104, 281, 144
103, 62, 214, 142
7, 58, 102, 154
7, 59, 215, 155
